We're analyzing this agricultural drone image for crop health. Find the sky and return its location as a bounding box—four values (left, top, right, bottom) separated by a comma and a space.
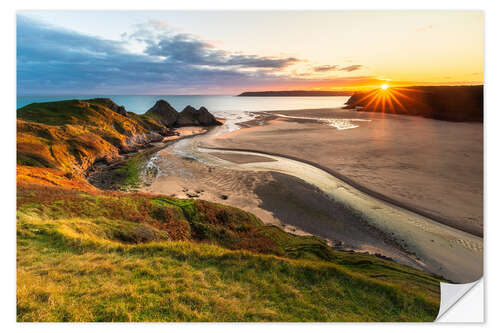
17, 11, 484, 95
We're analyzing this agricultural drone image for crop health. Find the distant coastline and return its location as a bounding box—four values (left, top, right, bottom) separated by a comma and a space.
238, 90, 353, 97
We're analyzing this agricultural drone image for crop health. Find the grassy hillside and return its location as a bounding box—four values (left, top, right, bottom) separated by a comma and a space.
17, 99, 167, 175
16, 98, 442, 322
17, 183, 441, 322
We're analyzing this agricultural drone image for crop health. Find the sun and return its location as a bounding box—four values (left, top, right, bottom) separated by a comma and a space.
381, 84, 389, 90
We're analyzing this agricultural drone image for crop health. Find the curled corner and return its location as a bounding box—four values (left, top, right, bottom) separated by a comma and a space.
435, 278, 483, 322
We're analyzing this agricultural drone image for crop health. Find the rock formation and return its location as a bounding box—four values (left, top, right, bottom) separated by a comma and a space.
144, 101, 221, 127
176, 105, 222, 126
145, 100, 179, 127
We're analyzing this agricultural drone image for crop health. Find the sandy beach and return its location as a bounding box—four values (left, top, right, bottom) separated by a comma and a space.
142, 107, 483, 283
207, 108, 484, 237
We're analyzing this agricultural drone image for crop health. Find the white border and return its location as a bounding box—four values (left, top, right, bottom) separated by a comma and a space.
2, 0, 498, 331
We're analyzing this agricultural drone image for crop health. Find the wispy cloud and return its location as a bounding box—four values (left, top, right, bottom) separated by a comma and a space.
313, 64, 363, 73
339, 65, 363, 72
313, 65, 339, 72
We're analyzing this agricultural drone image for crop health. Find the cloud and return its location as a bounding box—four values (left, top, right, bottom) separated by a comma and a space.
339, 65, 363, 72
313, 65, 338, 72
313, 64, 364, 73
17, 16, 304, 95
139, 27, 299, 69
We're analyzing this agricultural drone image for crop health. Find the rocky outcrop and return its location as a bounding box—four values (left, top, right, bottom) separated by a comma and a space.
176, 105, 222, 126
144, 101, 221, 127
145, 100, 179, 127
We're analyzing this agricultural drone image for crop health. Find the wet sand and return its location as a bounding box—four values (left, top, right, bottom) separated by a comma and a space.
209, 153, 276, 164
141, 149, 421, 271
207, 108, 483, 237
198, 147, 482, 283
142, 107, 483, 282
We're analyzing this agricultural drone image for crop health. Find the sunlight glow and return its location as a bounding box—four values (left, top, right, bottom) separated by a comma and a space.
381, 84, 389, 90
352, 87, 422, 115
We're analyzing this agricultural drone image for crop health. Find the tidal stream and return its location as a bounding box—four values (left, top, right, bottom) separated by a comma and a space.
149, 112, 483, 283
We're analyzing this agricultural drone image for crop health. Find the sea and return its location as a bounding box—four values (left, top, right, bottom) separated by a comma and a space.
17, 95, 350, 120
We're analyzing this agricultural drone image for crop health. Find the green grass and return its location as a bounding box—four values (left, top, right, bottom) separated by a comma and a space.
17, 100, 93, 126
106, 146, 164, 190
17, 184, 442, 322
17, 99, 162, 130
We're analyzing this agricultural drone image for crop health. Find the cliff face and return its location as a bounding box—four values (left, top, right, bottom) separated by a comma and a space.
345, 85, 483, 122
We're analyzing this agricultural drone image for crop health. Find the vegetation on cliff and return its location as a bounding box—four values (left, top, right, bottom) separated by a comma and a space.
17, 99, 167, 175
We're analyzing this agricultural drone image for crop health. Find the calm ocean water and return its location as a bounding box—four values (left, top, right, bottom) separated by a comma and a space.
17, 95, 350, 116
